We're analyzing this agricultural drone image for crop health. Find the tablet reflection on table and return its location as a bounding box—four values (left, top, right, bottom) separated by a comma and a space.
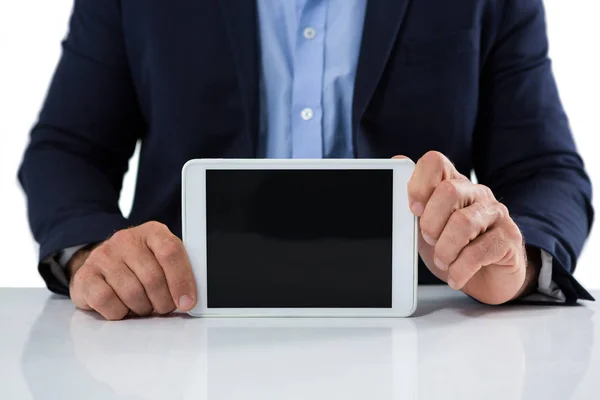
182, 318, 418, 400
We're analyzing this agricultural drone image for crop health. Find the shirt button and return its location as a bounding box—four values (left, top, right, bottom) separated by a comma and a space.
303, 27, 316, 40
300, 108, 314, 121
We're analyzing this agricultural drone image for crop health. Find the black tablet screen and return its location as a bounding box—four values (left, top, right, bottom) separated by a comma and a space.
206, 169, 393, 308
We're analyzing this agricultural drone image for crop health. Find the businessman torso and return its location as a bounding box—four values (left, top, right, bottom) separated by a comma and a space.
23, 0, 592, 296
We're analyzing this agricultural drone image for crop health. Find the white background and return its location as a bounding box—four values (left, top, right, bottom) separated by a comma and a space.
0, 1, 599, 289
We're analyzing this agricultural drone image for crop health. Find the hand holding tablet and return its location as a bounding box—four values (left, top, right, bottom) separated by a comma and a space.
70, 152, 530, 321
182, 158, 418, 317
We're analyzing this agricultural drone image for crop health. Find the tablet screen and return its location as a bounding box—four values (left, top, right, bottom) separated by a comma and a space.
205, 169, 393, 308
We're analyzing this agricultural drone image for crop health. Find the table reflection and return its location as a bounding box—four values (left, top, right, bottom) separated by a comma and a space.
20, 290, 595, 400
184, 318, 418, 399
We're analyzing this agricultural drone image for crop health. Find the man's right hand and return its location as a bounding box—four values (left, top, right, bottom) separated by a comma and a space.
68, 221, 197, 321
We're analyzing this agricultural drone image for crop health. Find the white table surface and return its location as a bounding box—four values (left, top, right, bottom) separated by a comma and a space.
0, 287, 598, 400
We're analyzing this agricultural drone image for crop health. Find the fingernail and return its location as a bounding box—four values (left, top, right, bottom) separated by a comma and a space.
411, 202, 424, 216
179, 295, 195, 311
447, 277, 457, 290
434, 257, 447, 271
422, 233, 437, 246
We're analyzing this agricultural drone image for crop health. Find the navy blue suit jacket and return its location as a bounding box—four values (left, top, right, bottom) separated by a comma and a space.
19, 0, 594, 301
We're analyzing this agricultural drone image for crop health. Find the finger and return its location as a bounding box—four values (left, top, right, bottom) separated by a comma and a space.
407, 151, 464, 216
392, 155, 410, 160
433, 202, 507, 271
83, 274, 129, 321
420, 180, 489, 246
87, 240, 154, 317
102, 260, 155, 317
447, 224, 519, 290
143, 222, 197, 311
70, 270, 93, 311
118, 236, 177, 315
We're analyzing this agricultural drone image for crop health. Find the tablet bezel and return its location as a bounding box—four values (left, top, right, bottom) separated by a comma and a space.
182, 159, 418, 317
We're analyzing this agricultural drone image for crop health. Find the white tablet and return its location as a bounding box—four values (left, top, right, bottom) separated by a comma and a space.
182, 159, 418, 317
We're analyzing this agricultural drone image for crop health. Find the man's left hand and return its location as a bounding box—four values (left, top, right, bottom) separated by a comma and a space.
397, 151, 539, 305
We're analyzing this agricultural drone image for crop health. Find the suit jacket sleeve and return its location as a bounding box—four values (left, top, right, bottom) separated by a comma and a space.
474, 1, 594, 302
18, 0, 142, 295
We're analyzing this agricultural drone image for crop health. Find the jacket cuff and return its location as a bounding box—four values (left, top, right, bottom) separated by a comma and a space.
513, 215, 594, 304
37, 213, 130, 296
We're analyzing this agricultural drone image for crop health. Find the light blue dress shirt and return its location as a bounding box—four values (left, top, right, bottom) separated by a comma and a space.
256, 0, 367, 158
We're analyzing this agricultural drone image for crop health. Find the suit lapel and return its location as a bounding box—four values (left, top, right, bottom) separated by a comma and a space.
218, 0, 260, 154
352, 0, 412, 139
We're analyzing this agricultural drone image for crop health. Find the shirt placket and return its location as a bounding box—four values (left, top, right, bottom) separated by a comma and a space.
290, 0, 328, 158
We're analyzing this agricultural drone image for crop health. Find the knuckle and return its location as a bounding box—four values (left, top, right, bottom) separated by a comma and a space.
476, 184, 495, 201
496, 203, 510, 220
157, 238, 184, 265
505, 222, 523, 244
89, 244, 111, 263
145, 221, 168, 233
89, 286, 116, 308
71, 270, 91, 292
438, 179, 459, 200
453, 208, 474, 229
470, 202, 487, 221
86, 246, 119, 274
420, 151, 445, 168
122, 284, 146, 304
140, 270, 166, 292
111, 229, 136, 246
84, 252, 110, 272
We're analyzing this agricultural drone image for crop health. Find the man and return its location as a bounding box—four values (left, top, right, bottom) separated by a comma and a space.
19, 0, 594, 320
